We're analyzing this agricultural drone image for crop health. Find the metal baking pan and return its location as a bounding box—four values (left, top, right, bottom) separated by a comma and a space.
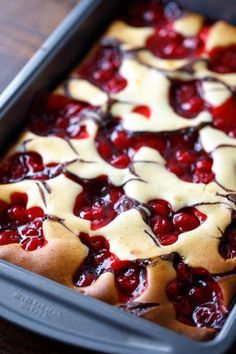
0, 1, 235, 353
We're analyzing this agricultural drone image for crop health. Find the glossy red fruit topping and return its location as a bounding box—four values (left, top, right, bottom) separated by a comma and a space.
121, 0, 165, 27
79, 43, 127, 93
96, 123, 166, 169
132, 105, 151, 118
162, 129, 215, 183
166, 257, 228, 329
219, 215, 236, 259
209, 45, 236, 73
73, 176, 136, 230
146, 26, 204, 60
121, 0, 182, 27
0, 152, 64, 184
29, 94, 91, 139
73, 233, 146, 302
96, 124, 214, 184
170, 80, 205, 118
0, 192, 46, 251
149, 199, 206, 245
211, 96, 236, 138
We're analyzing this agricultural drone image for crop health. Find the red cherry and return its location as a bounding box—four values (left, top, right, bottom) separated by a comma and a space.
7, 206, 28, 224
158, 233, 178, 245
96, 121, 214, 184
116, 266, 139, 294
0, 152, 63, 183
110, 155, 130, 168
188, 284, 213, 305
170, 80, 205, 119
122, 0, 165, 27
0, 191, 46, 251
150, 199, 171, 217
173, 211, 200, 233
109, 189, 123, 204
79, 45, 127, 93
192, 209, 207, 223
90, 208, 117, 230
73, 177, 135, 230
211, 96, 236, 137
76, 271, 97, 287
195, 159, 212, 173
175, 149, 196, 164
73, 233, 146, 302
175, 299, 194, 317
167, 163, 185, 177
111, 131, 130, 149
56, 116, 68, 129
91, 238, 109, 251
132, 105, 151, 118
209, 45, 236, 73
193, 171, 215, 184
93, 250, 110, 266
30, 94, 92, 139
20, 223, 42, 237
10, 192, 28, 206
193, 306, 225, 328
166, 258, 228, 329
81, 206, 104, 220
105, 75, 127, 93
0, 230, 20, 245
27, 207, 44, 220
22, 237, 45, 251
146, 27, 202, 60
98, 140, 111, 158
151, 215, 173, 235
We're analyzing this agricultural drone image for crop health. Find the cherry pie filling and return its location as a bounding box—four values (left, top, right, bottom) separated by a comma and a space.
29, 94, 91, 139
96, 124, 215, 183
170, 80, 205, 119
121, 0, 183, 28
0, 152, 64, 183
73, 176, 136, 230
169, 78, 236, 137
208, 44, 236, 74
167, 256, 229, 329
132, 105, 152, 118
211, 96, 236, 138
219, 214, 236, 259
0, 192, 46, 251
148, 199, 207, 245
146, 25, 205, 60
78, 43, 127, 94
73, 232, 147, 302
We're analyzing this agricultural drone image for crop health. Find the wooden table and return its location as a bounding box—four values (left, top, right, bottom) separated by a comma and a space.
0, 0, 78, 93
0, 1, 235, 353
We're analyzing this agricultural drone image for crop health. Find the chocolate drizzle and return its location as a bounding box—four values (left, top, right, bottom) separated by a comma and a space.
36, 182, 47, 207
144, 229, 161, 247
46, 214, 76, 235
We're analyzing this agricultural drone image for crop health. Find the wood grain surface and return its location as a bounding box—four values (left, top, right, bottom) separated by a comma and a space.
0, 0, 77, 93
0, 1, 235, 353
